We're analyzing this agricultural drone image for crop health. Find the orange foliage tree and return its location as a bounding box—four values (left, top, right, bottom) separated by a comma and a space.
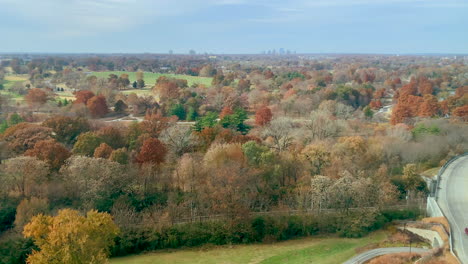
219, 106, 233, 119
136, 138, 167, 164
74, 90, 95, 105
1, 123, 53, 154
255, 106, 273, 126
25, 88, 48, 108
94, 143, 113, 159
87, 95, 108, 118
25, 139, 71, 170
453, 105, 468, 121
418, 95, 440, 117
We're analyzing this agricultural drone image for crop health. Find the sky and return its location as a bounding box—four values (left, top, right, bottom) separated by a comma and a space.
0, 0, 467, 54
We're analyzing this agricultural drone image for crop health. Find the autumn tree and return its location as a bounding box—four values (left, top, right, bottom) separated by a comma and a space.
453, 105, 468, 121
94, 143, 113, 159
74, 90, 95, 105
42, 116, 90, 145
96, 126, 125, 149
418, 94, 440, 117
418, 78, 434, 95
1, 156, 49, 198
118, 73, 130, 89
109, 148, 129, 164
219, 106, 233, 119
25, 88, 48, 108
14, 197, 49, 232
87, 95, 108, 118
60, 156, 131, 210
136, 138, 167, 164
139, 110, 174, 138
301, 143, 331, 175
199, 65, 216, 77
305, 111, 344, 141
161, 125, 196, 157
23, 209, 119, 264
153, 77, 180, 100
25, 139, 71, 171
136, 71, 144, 82
262, 117, 295, 152
255, 106, 273, 126
72, 132, 104, 156
1, 123, 53, 154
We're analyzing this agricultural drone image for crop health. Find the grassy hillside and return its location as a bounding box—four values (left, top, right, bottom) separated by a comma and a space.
90, 71, 213, 87
110, 231, 386, 264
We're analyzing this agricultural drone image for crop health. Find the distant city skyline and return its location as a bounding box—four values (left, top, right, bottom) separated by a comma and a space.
0, 0, 467, 54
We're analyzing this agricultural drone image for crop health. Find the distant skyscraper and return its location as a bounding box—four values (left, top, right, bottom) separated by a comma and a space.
279, 48, 285, 55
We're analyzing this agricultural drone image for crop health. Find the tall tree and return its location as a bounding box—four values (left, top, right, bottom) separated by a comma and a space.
136, 138, 167, 164
255, 106, 273, 126
42, 116, 90, 145
1, 156, 49, 198
25, 139, 71, 171
87, 95, 108, 118
25, 88, 48, 108
23, 209, 119, 264
73, 90, 95, 105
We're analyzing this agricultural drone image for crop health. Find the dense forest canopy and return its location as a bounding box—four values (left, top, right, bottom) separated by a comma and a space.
0, 53, 466, 263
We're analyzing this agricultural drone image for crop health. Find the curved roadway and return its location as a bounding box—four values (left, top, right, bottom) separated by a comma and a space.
437, 155, 468, 264
342, 247, 429, 264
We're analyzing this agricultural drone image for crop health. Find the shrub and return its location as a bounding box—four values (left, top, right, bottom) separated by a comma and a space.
0, 238, 37, 264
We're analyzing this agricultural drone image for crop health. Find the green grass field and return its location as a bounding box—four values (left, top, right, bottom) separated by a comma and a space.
110, 232, 386, 264
0, 74, 29, 101
90, 71, 213, 87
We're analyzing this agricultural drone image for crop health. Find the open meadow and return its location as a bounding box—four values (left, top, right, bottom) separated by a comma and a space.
110, 232, 387, 264
90, 71, 213, 87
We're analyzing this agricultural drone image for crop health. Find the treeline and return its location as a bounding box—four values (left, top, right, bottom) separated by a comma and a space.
112, 208, 421, 256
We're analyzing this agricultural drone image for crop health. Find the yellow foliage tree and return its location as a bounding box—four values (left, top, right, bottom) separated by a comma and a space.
23, 209, 119, 264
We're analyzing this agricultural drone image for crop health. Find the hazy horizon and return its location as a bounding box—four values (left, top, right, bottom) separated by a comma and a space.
1, 0, 467, 54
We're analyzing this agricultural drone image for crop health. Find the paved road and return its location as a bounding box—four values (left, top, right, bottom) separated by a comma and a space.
342, 247, 429, 264
437, 155, 468, 264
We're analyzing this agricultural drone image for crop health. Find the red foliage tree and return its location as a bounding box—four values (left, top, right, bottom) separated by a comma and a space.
74, 90, 95, 105
87, 95, 108, 118
369, 100, 383, 109
391, 94, 423, 125
418, 95, 439, 117
136, 138, 167, 164
25, 139, 71, 170
96, 126, 125, 149
453, 105, 468, 121
1, 123, 53, 153
418, 80, 434, 95
25, 88, 48, 107
255, 106, 273, 126
219, 106, 233, 119
93, 143, 113, 159
140, 110, 175, 138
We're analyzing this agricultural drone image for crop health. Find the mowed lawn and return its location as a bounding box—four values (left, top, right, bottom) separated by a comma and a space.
110, 232, 386, 264
90, 71, 213, 87
0, 74, 29, 100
